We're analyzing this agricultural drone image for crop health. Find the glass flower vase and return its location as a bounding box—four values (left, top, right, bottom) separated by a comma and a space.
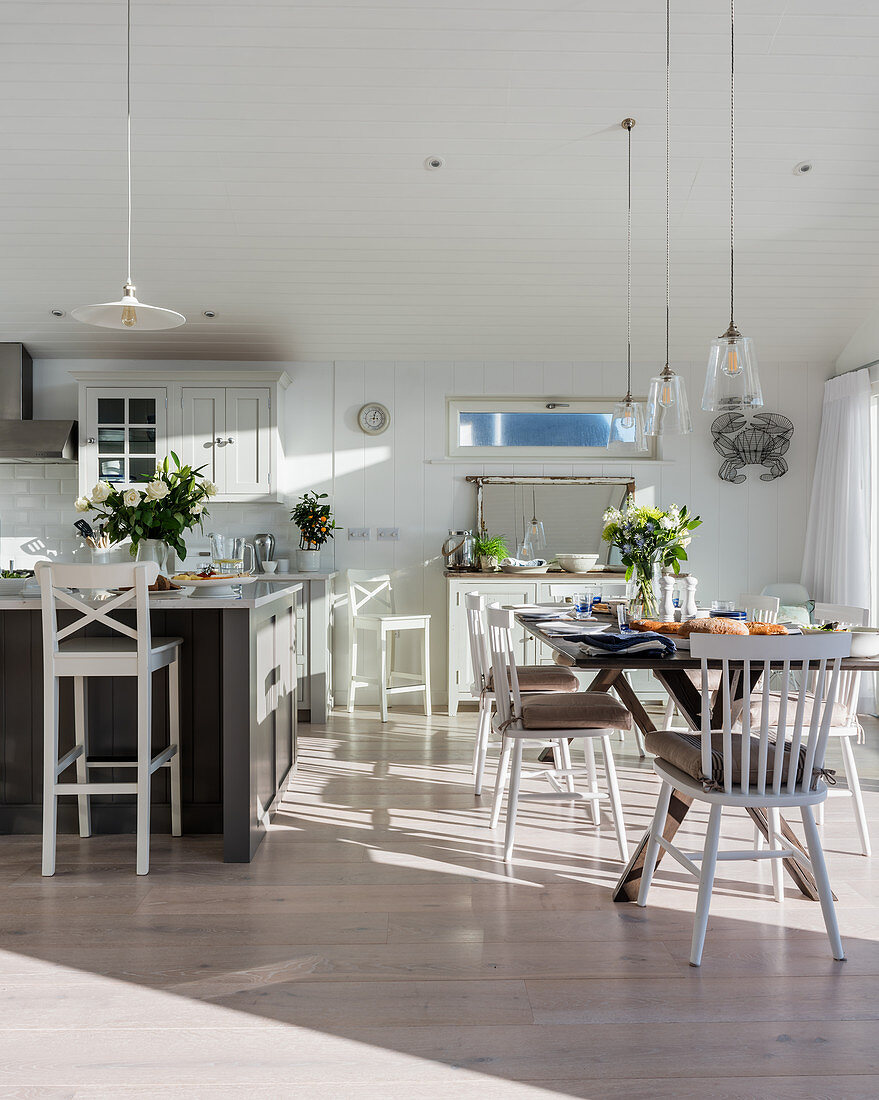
627, 557, 662, 619
136, 538, 170, 576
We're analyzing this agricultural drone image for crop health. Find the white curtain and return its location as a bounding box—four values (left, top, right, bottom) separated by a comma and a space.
801, 368, 872, 610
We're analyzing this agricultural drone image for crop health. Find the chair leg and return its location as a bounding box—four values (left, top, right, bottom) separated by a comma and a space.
768, 807, 783, 902
816, 800, 825, 827
637, 779, 673, 907
633, 726, 646, 759
379, 630, 389, 723
421, 622, 432, 717
473, 702, 491, 797
583, 738, 600, 824
559, 737, 575, 794
490, 738, 513, 829
168, 658, 182, 838
662, 695, 675, 729
136, 673, 152, 876
840, 735, 871, 857
347, 637, 358, 713
690, 803, 723, 967
41, 678, 59, 877
801, 804, 845, 961
503, 739, 524, 862
754, 823, 764, 852
73, 676, 91, 839
600, 735, 629, 862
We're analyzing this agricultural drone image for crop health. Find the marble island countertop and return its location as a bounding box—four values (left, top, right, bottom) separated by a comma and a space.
0, 579, 304, 611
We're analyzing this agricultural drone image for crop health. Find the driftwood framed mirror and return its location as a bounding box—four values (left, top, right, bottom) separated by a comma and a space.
467, 475, 634, 565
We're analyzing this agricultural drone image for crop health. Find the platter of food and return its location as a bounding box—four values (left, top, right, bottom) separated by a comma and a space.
171, 568, 257, 598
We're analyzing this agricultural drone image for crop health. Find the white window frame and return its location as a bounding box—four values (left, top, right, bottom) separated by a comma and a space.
446, 395, 658, 460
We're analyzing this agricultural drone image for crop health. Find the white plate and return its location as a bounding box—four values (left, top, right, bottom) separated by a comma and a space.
500, 564, 551, 575
171, 574, 258, 598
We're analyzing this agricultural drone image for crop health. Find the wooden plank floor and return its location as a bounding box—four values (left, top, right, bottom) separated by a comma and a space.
1, 707, 879, 1097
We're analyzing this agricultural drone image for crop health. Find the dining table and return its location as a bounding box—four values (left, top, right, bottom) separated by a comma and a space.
516, 611, 879, 904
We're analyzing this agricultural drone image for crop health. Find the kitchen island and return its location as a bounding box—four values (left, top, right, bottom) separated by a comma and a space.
0, 580, 301, 862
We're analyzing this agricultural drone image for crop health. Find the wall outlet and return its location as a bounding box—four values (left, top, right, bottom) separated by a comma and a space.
348, 527, 370, 541
377, 527, 399, 541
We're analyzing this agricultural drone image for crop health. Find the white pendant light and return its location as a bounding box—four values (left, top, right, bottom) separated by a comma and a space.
701, 0, 761, 412
72, 0, 184, 332
608, 118, 648, 454
645, 0, 692, 437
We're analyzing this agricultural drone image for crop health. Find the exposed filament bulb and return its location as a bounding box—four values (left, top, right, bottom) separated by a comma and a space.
659, 380, 676, 408
722, 338, 741, 377
121, 303, 138, 328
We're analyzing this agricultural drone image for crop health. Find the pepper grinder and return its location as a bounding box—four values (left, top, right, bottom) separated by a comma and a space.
659, 573, 676, 623
683, 575, 699, 620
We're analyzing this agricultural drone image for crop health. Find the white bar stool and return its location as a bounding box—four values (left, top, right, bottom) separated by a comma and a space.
37, 560, 183, 876
345, 570, 431, 722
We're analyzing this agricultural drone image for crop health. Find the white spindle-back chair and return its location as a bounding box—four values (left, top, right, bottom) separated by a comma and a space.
345, 570, 431, 721
638, 630, 851, 966
737, 593, 780, 623
485, 605, 630, 863
37, 560, 183, 876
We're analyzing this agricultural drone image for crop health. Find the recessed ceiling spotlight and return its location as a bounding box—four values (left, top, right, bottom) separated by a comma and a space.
424, 156, 445, 170
793, 161, 813, 176
50, 308, 65, 317
202, 310, 217, 318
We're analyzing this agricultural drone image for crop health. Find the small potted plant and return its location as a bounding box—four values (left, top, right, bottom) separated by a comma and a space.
290, 491, 338, 572
475, 530, 509, 572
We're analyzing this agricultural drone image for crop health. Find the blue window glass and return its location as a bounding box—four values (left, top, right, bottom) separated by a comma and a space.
458, 411, 612, 448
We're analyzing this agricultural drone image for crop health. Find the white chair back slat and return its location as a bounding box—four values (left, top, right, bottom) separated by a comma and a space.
689, 632, 851, 797
37, 562, 157, 669
738, 593, 780, 624
812, 603, 868, 726
486, 605, 520, 729
464, 592, 490, 694
771, 661, 791, 795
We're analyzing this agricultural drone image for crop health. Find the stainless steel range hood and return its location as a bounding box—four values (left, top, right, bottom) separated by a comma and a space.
0, 344, 77, 463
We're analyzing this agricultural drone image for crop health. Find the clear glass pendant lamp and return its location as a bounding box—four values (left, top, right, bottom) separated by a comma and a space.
701, 0, 762, 412
608, 118, 648, 454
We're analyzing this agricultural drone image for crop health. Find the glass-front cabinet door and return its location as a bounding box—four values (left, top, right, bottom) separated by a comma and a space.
82, 387, 168, 490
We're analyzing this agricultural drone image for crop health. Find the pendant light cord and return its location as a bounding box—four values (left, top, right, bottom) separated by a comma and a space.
665, 0, 671, 371
626, 120, 632, 398
126, 0, 132, 285
729, 0, 735, 329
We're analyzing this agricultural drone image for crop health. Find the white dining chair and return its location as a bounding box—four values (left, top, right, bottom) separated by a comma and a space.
638, 630, 851, 966
485, 605, 631, 863
37, 560, 182, 876
738, 593, 780, 622
463, 593, 578, 796
345, 570, 431, 722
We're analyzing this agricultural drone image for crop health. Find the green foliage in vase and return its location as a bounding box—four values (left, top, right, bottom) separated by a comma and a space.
601, 497, 702, 581
74, 452, 215, 560
474, 532, 509, 560
290, 491, 339, 550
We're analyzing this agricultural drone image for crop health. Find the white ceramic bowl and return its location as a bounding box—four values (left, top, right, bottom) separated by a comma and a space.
555, 553, 600, 573
0, 577, 29, 594
849, 627, 879, 658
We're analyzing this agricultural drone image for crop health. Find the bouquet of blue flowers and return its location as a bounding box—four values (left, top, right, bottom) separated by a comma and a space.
602, 498, 701, 616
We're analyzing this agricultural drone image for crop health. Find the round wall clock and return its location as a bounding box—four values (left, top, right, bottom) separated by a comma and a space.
358, 402, 391, 435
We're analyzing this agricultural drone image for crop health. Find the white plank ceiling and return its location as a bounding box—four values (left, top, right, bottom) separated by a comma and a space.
2, 0, 879, 362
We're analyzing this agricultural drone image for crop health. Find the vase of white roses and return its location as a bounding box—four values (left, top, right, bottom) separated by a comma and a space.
601, 497, 701, 618
74, 452, 216, 572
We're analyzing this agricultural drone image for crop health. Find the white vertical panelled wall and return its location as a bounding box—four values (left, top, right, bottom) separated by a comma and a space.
15, 356, 829, 708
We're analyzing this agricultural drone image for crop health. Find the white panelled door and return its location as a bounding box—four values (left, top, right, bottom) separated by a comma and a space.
225, 388, 271, 496
179, 387, 271, 498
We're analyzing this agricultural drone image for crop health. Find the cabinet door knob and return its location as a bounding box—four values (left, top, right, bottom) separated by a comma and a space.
216, 436, 235, 446
86, 437, 96, 445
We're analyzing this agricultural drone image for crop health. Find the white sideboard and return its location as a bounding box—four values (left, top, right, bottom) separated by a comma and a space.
446, 572, 631, 716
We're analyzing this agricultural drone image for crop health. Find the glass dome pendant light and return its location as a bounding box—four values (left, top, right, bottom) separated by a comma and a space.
645, 0, 692, 436
72, 0, 185, 331
701, 0, 761, 412
608, 118, 648, 454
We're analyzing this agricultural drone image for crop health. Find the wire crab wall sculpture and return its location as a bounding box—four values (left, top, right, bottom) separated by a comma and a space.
711, 412, 794, 484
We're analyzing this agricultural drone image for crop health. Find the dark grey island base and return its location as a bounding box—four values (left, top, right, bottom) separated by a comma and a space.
0, 582, 301, 862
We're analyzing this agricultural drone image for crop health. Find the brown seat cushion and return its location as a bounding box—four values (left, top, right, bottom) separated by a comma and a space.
644, 729, 824, 790
488, 665, 579, 693
520, 691, 632, 731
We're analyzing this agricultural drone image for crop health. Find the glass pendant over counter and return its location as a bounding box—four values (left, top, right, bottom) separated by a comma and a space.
701, 0, 762, 412
608, 118, 648, 454
645, 0, 692, 437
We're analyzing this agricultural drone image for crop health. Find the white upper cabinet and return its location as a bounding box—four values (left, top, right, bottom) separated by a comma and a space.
74, 371, 289, 502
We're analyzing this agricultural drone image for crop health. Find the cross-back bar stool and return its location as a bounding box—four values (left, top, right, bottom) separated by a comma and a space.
37, 561, 183, 876
485, 605, 632, 863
